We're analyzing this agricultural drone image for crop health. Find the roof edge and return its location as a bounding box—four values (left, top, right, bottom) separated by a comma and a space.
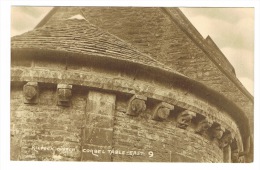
35, 7, 58, 28
162, 7, 253, 101
205, 35, 236, 75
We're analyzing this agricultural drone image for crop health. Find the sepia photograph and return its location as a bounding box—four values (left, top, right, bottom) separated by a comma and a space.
10, 6, 254, 163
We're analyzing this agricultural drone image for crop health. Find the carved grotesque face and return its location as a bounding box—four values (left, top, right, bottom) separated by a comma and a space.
212, 126, 224, 139
57, 88, 72, 102
219, 133, 233, 148
157, 107, 170, 120
176, 112, 194, 129
196, 119, 213, 134
23, 85, 37, 101
130, 98, 146, 115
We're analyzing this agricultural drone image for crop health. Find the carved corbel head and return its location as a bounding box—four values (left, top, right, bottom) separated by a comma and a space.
126, 95, 147, 116
176, 110, 196, 129
57, 84, 72, 107
195, 117, 213, 135
219, 132, 234, 148
23, 82, 38, 104
212, 125, 225, 140
152, 102, 174, 121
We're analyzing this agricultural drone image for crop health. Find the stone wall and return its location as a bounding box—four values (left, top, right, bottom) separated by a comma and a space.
11, 85, 85, 161
11, 85, 224, 162
11, 51, 245, 162
112, 94, 223, 162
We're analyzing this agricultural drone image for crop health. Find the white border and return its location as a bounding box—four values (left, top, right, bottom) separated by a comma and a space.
1, 0, 259, 170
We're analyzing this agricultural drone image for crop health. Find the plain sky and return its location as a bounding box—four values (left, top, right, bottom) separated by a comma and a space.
11, 7, 254, 95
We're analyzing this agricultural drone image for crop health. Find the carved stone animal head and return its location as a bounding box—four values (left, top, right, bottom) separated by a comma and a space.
212, 125, 225, 140
195, 118, 213, 135
219, 132, 234, 148
176, 110, 196, 129
156, 107, 170, 120
129, 98, 146, 116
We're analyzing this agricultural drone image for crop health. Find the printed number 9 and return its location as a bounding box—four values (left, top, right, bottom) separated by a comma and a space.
148, 151, 153, 157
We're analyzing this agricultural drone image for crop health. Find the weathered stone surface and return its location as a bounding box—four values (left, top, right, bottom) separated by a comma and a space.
219, 132, 234, 149
11, 67, 244, 141
82, 91, 115, 161
211, 125, 225, 140
85, 113, 114, 129
113, 103, 223, 162
195, 117, 213, 135
152, 102, 174, 121
176, 110, 196, 129
11, 67, 245, 152
23, 82, 38, 104
84, 128, 113, 146
57, 84, 72, 107
11, 88, 85, 161
86, 91, 116, 116
231, 149, 240, 163
126, 95, 147, 116
223, 145, 232, 163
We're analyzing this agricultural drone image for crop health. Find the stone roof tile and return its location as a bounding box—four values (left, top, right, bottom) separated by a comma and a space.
12, 18, 179, 75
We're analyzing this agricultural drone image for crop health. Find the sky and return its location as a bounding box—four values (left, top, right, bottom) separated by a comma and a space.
11, 7, 254, 95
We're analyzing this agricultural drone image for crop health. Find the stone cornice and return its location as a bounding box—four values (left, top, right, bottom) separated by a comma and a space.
11, 65, 246, 151
11, 68, 244, 152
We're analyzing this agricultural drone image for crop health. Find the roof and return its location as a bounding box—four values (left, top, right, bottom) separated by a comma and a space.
12, 13, 176, 74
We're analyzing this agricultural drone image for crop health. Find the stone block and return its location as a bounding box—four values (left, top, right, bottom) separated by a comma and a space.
23, 82, 38, 104
85, 113, 114, 129
126, 95, 147, 116
195, 117, 213, 135
86, 91, 116, 116
57, 84, 72, 107
84, 128, 113, 146
211, 124, 225, 140
152, 102, 174, 121
176, 110, 196, 129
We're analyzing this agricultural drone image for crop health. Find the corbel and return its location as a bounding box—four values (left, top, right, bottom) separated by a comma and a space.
23, 82, 39, 104
176, 110, 196, 129
152, 102, 174, 121
126, 95, 147, 116
219, 132, 234, 148
211, 124, 225, 140
195, 117, 213, 135
57, 84, 72, 107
